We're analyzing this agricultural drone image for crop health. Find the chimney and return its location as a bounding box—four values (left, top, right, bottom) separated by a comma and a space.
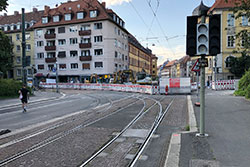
101, 2, 106, 8
44, 5, 50, 12
14, 11, 19, 16
33, 8, 38, 12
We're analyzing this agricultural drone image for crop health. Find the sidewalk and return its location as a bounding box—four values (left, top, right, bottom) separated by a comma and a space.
0, 90, 62, 108
179, 90, 250, 167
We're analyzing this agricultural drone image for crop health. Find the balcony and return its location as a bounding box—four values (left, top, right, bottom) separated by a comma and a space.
79, 56, 92, 61
45, 46, 56, 51
79, 43, 91, 49
44, 33, 56, 39
45, 57, 56, 63
79, 30, 91, 36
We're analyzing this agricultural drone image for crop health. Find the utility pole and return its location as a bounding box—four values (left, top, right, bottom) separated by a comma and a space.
21, 8, 27, 85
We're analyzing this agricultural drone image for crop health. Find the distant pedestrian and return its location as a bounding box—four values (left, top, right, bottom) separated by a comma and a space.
19, 85, 29, 113
207, 80, 210, 89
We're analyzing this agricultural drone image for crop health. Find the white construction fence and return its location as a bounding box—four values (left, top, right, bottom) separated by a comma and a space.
212, 80, 238, 90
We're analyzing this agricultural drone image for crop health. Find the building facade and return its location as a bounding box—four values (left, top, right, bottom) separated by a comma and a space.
0, 9, 43, 80
33, 0, 129, 83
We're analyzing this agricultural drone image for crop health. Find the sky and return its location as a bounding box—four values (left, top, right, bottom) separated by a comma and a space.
1, 0, 216, 66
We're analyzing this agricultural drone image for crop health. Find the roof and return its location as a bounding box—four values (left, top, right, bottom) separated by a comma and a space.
33, 0, 125, 31
192, 1, 210, 16
0, 9, 44, 32
128, 33, 152, 55
178, 55, 190, 64
208, 0, 243, 13
165, 60, 177, 68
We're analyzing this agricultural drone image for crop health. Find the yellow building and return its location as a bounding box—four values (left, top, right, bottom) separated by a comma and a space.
0, 9, 43, 80
128, 33, 156, 78
209, 0, 250, 80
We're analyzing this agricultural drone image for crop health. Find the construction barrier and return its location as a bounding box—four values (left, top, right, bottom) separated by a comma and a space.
212, 80, 236, 90
40, 83, 156, 95
159, 77, 191, 94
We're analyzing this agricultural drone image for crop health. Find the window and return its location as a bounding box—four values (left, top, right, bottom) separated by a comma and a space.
58, 51, 66, 58
70, 50, 78, 57
37, 41, 44, 47
70, 38, 78, 44
115, 51, 118, 58
37, 53, 44, 59
53, 15, 60, 22
122, 54, 124, 60
94, 49, 103, 56
59, 64, 66, 70
42, 17, 48, 24
225, 56, 234, 68
17, 24, 21, 30
16, 57, 21, 64
25, 23, 30, 29
38, 64, 44, 70
94, 23, 102, 29
16, 34, 20, 40
26, 56, 31, 66
82, 63, 90, 70
28, 69, 32, 75
71, 63, 78, 69
65, 14, 71, 21
47, 41, 55, 46
77, 12, 84, 19
69, 26, 77, 32
47, 52, 56, 58
90, 10, 97, 18
125, 56, 128, 61
26, 44, 31, 51
95, 62, 103, 68
227, 14, 234, 27
81, 37, 91, 44
58, 39, 66, 45
36, 29, 43, 36
58, 27, 65, 33
81, 50, 90, 56
80, 24, 90, 31
25, 33, 31, 40
242, 15, 249, 26
46, 29, 55, 34
48, 64, 54, 71
17, 69, 21, 76
94, 36, 103, 42
16, 45, 21, 52
227, 35, 235, 48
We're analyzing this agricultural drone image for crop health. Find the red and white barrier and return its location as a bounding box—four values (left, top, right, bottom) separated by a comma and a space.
159, 77, 191, 94
40, 83, 157, 95
212, 80, 235, 90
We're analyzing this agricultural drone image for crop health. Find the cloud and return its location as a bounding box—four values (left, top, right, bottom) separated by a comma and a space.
148, 45, 186, 66
99, 0, 131, 6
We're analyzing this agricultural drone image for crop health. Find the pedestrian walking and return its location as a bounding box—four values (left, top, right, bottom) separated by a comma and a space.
19, 85, 29, 113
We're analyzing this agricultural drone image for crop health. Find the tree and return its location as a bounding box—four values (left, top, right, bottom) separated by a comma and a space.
0, 31, 13, 78
0, 0, 8, 12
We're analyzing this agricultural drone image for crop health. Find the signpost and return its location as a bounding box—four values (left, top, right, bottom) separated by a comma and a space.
191, 59, 200, 106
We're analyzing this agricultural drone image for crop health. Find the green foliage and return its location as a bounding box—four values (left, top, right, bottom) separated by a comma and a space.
0, 31, 13, 78
0, 79, 22, 97
0, 0, 8, 12
234, 70, 250, 99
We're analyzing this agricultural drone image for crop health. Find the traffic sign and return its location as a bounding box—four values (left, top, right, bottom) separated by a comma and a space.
191, 59, 200, 72
52, 67, 57, 72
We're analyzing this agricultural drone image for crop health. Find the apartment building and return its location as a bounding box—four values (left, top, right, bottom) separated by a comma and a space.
0, 8, 43, 80
33, 0, 129, 83
128, 33, 156, 78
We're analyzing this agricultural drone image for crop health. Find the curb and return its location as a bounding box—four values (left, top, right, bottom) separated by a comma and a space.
164, 95, 198, 167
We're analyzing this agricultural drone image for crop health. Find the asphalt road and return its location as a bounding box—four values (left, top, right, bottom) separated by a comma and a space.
0, 90, 188, 167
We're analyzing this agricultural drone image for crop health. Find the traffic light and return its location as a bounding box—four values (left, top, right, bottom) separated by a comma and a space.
197, 23, 209, 55
186, 16, 198, 56
209, 14, 221, 55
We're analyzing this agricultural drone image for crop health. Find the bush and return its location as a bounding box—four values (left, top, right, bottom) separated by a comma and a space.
245, 85, 250, 99
235, 70, 250, 99
0, 79, 22, 97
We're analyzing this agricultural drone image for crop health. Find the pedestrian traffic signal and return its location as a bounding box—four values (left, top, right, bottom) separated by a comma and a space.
209, 14, 221, 56
186, 16, 198, 56
197, 23, 209, 55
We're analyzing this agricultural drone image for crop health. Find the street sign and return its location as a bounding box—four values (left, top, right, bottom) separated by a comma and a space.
191, 59, 200, 72
52, 67, 57, 72
198, 58, 208, 67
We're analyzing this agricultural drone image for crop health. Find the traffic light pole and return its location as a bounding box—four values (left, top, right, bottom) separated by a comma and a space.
197, 15, 208, 137
21, 8, 27, 85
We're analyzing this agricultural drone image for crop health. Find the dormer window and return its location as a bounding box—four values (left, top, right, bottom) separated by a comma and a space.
4, 26, 8, 31
90, 10, 97, 18
65, 14, 71, 21
42, 17, 48, 24
16, 23, 21, 29
10, 25, 14, 31
77, 12, 84, 19
53, 15, 60, 22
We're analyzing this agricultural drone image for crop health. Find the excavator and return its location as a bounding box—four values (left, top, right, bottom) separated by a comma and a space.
113, 70, 135, 84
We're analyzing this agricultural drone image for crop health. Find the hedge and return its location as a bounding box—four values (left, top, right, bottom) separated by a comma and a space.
0, 79, 24, 97
234, 70, 250, 99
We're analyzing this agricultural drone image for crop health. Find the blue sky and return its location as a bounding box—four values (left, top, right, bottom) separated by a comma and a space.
1, 0, 216, 65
